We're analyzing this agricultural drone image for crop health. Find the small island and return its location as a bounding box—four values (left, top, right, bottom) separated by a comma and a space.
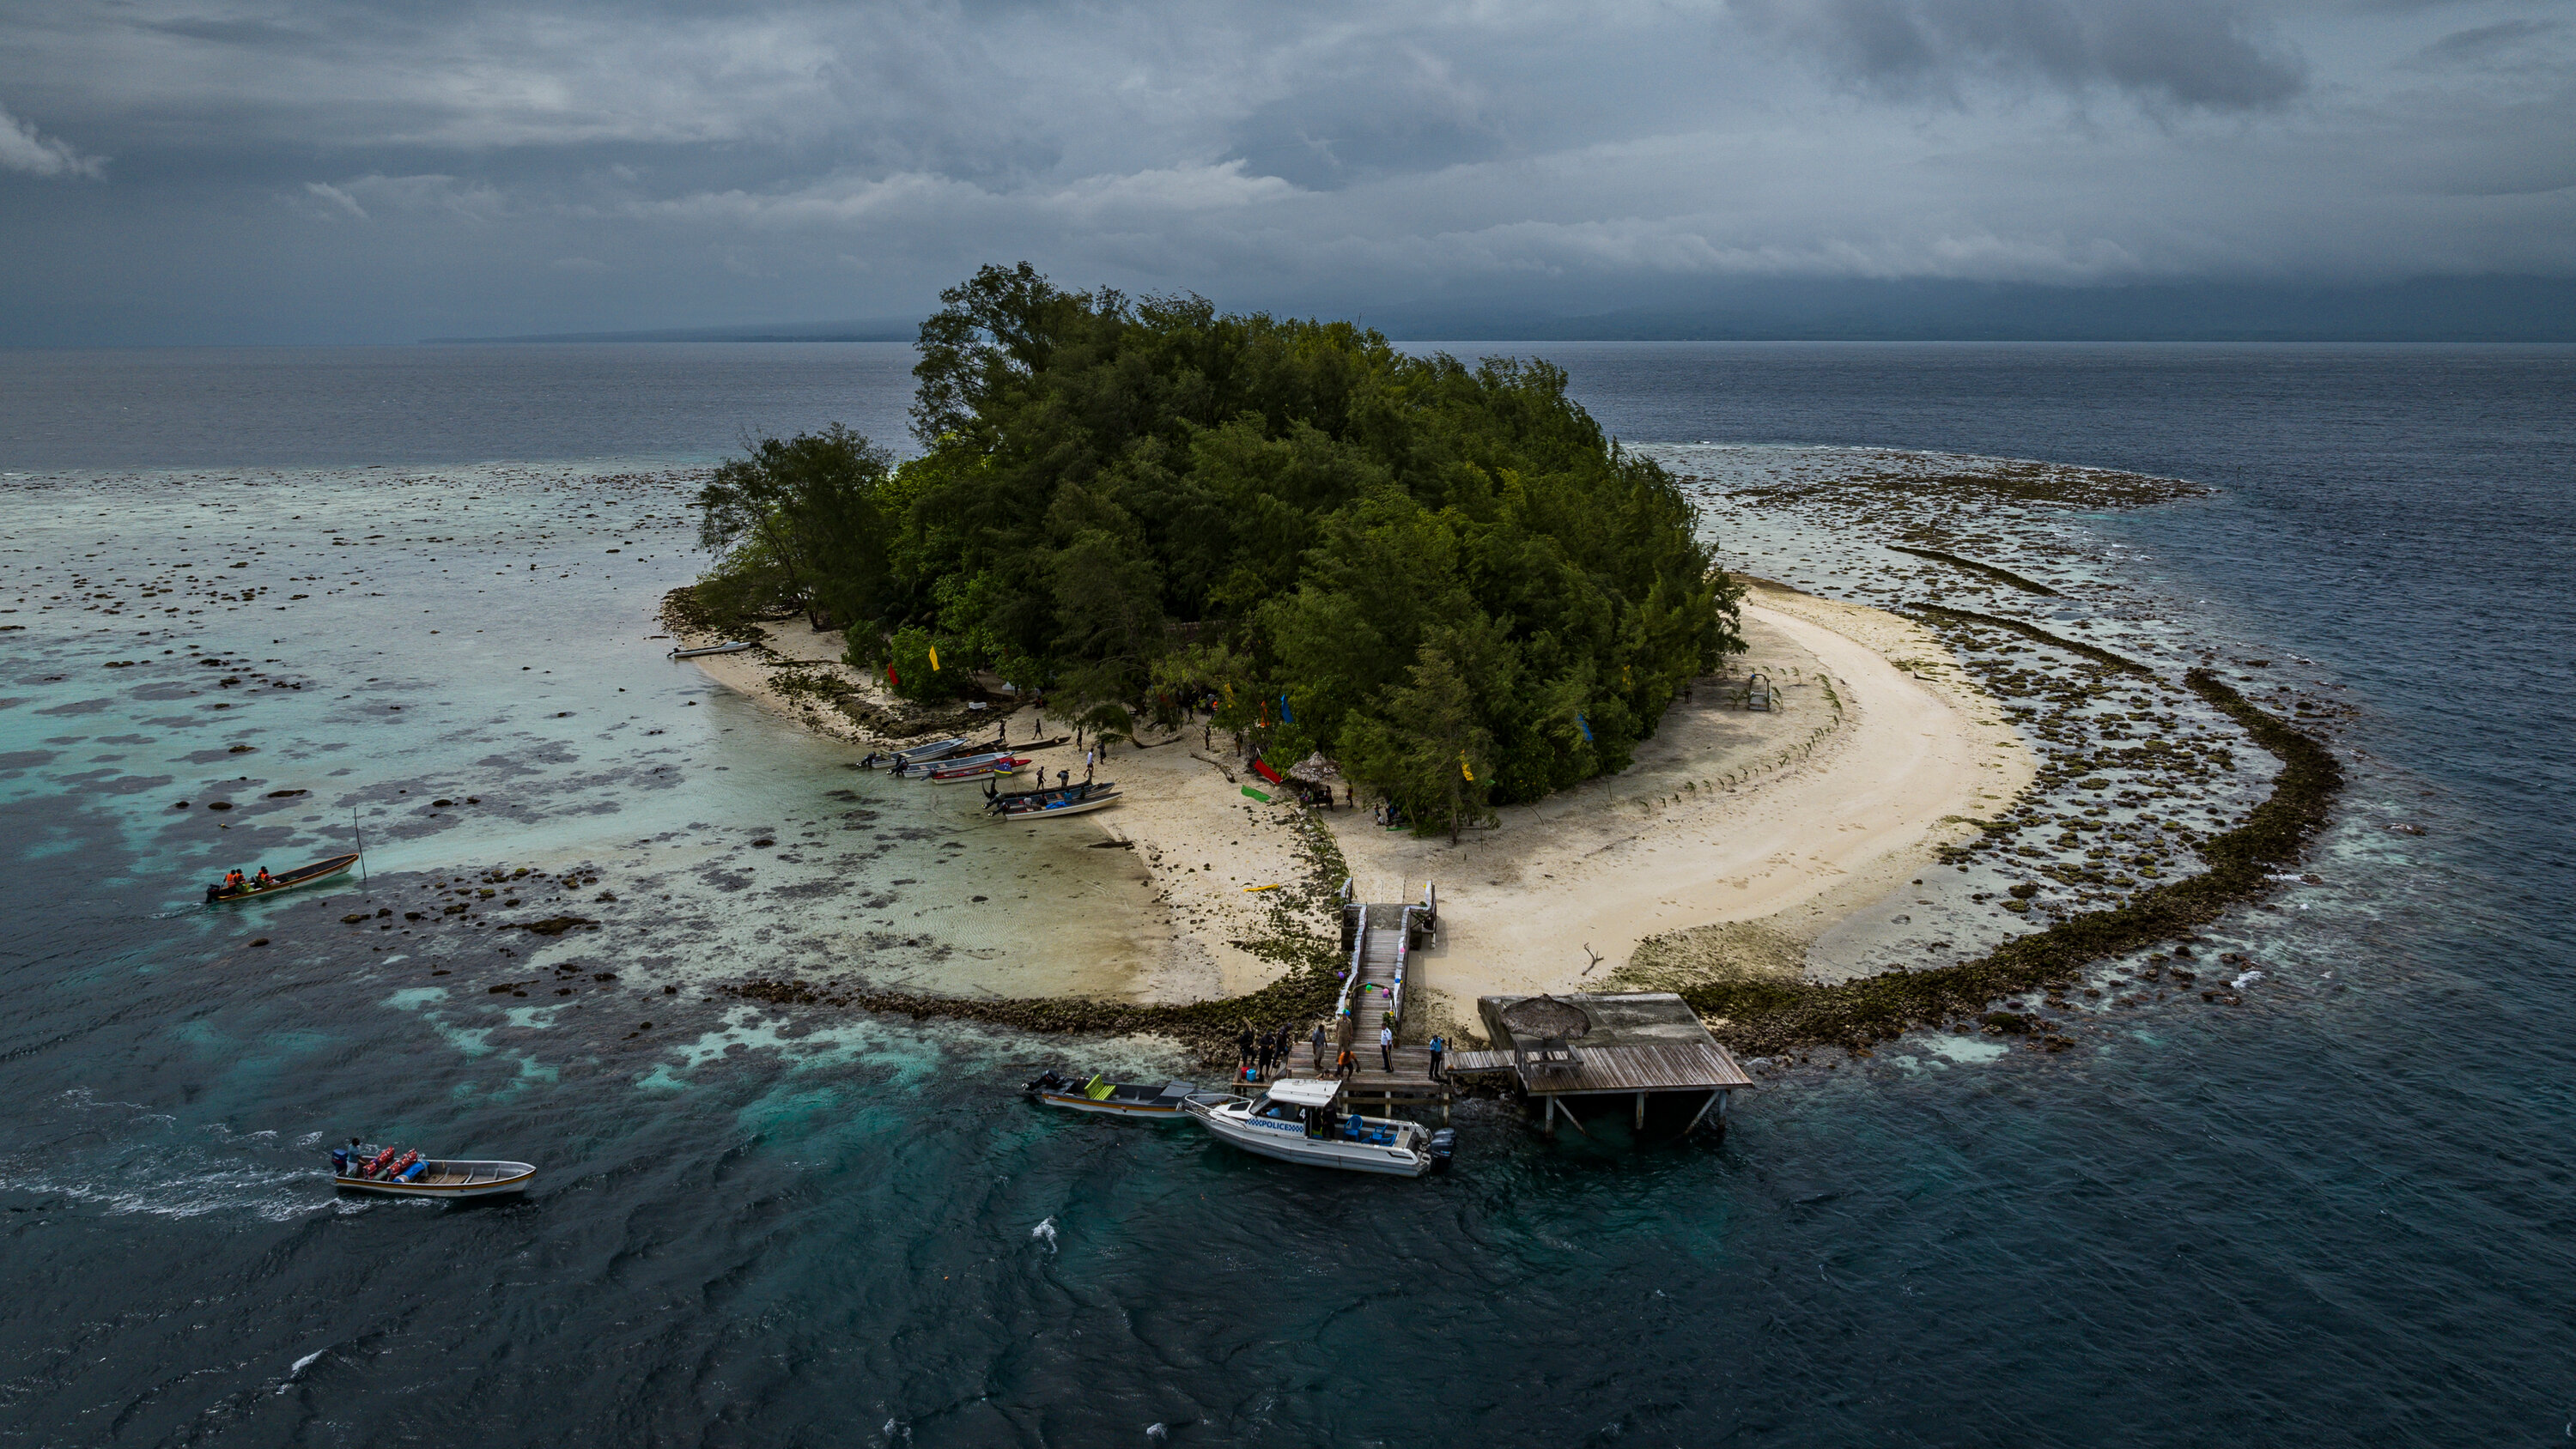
666, 264, 2337, 1066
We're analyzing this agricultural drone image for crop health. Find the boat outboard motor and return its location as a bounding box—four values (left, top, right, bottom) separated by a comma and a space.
205, 882, 222, 904
1425, 1129, 1458, 1171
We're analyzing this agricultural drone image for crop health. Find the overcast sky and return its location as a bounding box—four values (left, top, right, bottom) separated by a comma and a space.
1, 0, 2568, 343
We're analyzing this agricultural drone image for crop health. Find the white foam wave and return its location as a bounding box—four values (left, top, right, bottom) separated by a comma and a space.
1030, 1215, 1057, 1252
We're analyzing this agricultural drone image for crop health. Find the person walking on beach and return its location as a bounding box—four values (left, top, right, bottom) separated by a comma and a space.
1378, 1022, 1394, 1073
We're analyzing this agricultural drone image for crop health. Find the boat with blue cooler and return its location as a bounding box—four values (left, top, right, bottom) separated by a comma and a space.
1183, 1076, 1455, 1176
329, 1142, 535, 1197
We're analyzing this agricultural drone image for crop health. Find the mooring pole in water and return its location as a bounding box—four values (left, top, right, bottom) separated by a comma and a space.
352, 809, 368, 887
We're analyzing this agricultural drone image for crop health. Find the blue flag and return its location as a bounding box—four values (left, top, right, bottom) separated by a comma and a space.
1576, 712, 1594, 743
1279, 694, 1295, 724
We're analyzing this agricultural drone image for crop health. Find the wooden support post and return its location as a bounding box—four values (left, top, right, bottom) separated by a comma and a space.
1635, 1091, 1646, 1131
1682, 1088, 1725, 1135
1544, 1094, 1557, 1137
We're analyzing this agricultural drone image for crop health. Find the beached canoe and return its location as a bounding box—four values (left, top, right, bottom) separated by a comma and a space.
205, 852, 360, 905
892, 747, 1010, 774
862, 737, 975, 769
668, 641, 756, 658
924, 756, 1028, 784
993, 784, 1122, 820
332, 1156, 536, 1198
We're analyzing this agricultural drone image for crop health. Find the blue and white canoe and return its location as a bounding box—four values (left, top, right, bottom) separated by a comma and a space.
669, 640, 756, 659
990, 782, 1121, 820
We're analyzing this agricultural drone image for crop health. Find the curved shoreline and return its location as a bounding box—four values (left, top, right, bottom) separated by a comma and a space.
1676, 652, 2340, 1056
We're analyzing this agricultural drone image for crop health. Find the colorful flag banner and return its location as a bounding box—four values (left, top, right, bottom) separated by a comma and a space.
1576, 712, 1594, 742
928, 646, 941, 671
1461, 753, 1475, 781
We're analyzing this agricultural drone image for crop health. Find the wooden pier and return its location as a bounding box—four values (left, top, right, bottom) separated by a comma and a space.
1266, 892, 1751, 1140
1274, 882, 1455, 1119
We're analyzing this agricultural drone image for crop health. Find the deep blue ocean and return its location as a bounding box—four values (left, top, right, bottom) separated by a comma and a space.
3, 342, 2572, 1446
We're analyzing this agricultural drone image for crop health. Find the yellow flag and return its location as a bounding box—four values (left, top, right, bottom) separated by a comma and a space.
1461, 752, 1474, 781
928, 646, 941, 671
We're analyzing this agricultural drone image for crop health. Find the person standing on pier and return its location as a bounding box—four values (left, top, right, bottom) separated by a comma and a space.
1378, 1022, 1394, 1072
1310, 1020, 1328, 1070
1428, 1034, 1445, 1082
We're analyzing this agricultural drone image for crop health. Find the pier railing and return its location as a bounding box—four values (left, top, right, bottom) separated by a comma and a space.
1334, 903, 1366, 1022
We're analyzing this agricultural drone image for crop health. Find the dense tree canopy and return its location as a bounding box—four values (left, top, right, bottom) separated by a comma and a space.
696, 262, 1741, 835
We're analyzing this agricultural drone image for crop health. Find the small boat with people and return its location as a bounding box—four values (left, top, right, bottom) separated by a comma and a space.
329, 1139, 535, 1197
205, 852, 361, 905
667, 640, 756, 659
1183, 1076, 1456, 1177
987, 780, 1121, 819
1024, 1070, 1206, 1119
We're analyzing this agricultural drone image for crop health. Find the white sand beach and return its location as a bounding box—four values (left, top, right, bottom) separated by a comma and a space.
676, 579, 2033, 1016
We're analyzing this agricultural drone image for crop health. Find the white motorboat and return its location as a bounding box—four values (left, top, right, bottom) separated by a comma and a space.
330, 1144, 534, 1198
1182, 1077, 1455, 1177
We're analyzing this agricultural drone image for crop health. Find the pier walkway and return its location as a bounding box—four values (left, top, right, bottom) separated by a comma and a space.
1274, 882, 1453, 1119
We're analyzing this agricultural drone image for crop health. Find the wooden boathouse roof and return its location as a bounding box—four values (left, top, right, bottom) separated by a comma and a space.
1456, 991, 1753, 1095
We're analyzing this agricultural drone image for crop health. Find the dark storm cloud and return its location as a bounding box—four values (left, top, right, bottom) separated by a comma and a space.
0, 0, 2569, 343
1227, 55, 1510, 190
1731, 0, 2307, 107
2403, 17, 2564, 67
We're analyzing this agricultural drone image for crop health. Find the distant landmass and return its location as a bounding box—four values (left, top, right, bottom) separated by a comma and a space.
1355, 276, 2576, 343
428, 276, 2576, 347
423, 317, 922, 344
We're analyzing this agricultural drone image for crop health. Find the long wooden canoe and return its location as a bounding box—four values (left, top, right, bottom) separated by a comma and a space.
205, 852, 359, 905
333, 1158, 535, 1197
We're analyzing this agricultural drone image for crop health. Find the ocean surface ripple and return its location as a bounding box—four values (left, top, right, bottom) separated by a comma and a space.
3, 342, 2572, 1446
